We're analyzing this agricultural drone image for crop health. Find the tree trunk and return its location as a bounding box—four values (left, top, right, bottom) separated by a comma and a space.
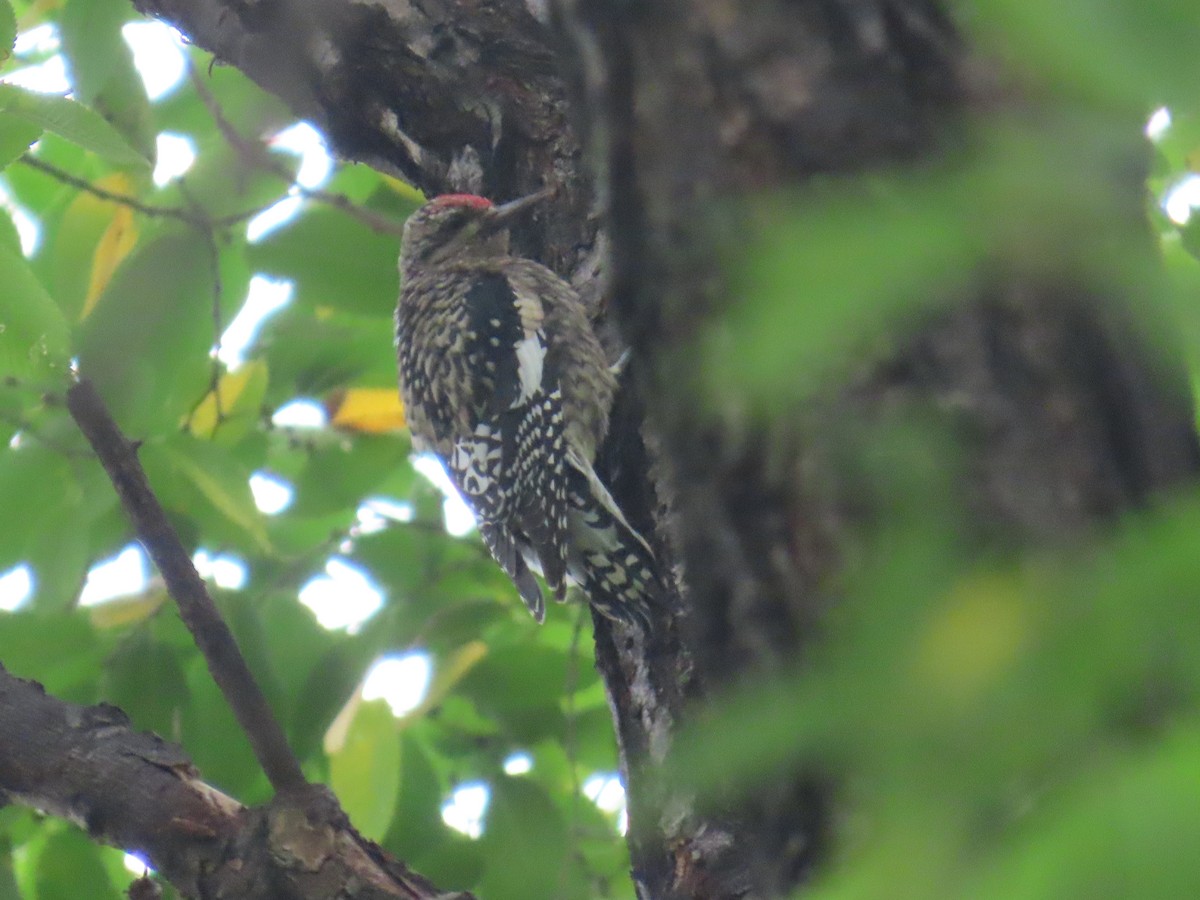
130, 1, 1200, 897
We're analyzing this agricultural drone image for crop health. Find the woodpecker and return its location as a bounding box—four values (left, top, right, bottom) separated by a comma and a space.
396, 192, 660, 627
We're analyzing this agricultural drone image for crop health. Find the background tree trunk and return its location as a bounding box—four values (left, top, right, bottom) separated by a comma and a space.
129, 1, 1200, 897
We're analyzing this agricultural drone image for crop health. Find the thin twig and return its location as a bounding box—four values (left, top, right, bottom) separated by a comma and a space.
298, 185, 407, 236
66, 377, 309, 796
206, 227, 226, 420
22, 98, 406, 239
187, 63, 278, 174
17, 154, 276, 229
188, 62, 408, 237
17, 154, 202, 223
182, 182, 227, 416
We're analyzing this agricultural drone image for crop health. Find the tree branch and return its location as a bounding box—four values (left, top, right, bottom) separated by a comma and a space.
0, 663, 242, 893
60, 376, 476, 897
17, 154, 264, 228
0, 664, 470, 900
66, 377, 308, 796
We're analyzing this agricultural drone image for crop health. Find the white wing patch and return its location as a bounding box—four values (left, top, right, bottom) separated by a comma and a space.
514, 330, 547, 405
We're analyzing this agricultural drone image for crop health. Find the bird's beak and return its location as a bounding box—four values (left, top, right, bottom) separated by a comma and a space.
479, 187, 555, 235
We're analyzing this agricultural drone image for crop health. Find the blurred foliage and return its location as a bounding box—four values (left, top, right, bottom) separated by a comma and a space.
694, 0, 1200, 897
0, 0, 1199, 899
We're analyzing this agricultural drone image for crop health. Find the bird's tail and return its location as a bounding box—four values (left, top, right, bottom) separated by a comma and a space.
480, 521, 546, 622
564, 449, 661, 629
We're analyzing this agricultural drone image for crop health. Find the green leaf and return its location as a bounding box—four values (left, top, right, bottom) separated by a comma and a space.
60, 0, 155, 161
244, 592, 334, 736
0, 208, 21, 252
261, 306, 397, 399
154, 62, 292, 146
974, 0, 1200, 114
968, 726, 1200, 899
0, 114, 41, 170
60, 0, 131, 101
0, 241, 70, 380
0, 1, 14, 65
163, 136, 294, 221
2, 135, 81, 224
289, 639, 375, 761
290, 435, 408, 517
383, 733, 446, 859
141, 435, 271, 555
0, 447, 74, 571
179, 653, 265, 799
75, 229, 215, 434
459, 644, 578, 714
248, 206, 400, 316
101, 631, 189, 738
35, 829, 123, 900
412, 836, 484, 896
349, 514, 470, 593
571, 707, 620, 771
0, 85, 147, 167
41, 170, 133, 323
324, 163, 396, 204
329, 698, 402, 840
25, 492, 94, 610
0, 847, 19, 900
480, 777, 573, 900
0, 612, 103, 701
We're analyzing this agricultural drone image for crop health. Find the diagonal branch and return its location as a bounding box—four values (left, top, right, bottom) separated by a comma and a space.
0, 663, 243, 893
66, 376, 308, 796
60, 375, 474, 898
0, 664, 472, 899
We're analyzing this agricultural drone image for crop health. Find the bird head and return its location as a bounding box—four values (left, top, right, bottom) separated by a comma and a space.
400, 189, 552, 269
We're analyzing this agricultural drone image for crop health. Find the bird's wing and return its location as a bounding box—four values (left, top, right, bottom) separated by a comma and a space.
446, 270, 570, 595
458, 271, 547, 419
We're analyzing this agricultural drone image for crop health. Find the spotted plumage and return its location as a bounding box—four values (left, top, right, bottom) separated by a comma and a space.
396, 193, 660, 627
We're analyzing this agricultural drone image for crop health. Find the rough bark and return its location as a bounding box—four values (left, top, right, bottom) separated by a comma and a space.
133, 0, 598, 283
119, 1, 1200, 898
0, 665, 458, 900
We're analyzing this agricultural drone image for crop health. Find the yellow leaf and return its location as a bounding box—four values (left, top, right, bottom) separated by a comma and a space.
913, 573, 1029, 706
326, 642, 488, 748
18, 0, 64, 30
187, 360, 269, 439
324, 687, 364, 756
54, 172, 138, 322
327, 387, 407, 433
397, 640, 488, 727
328, 699, 401, 840
380, 175, 426, 205
87, 585, 168, 629
82, 202, 138, 318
